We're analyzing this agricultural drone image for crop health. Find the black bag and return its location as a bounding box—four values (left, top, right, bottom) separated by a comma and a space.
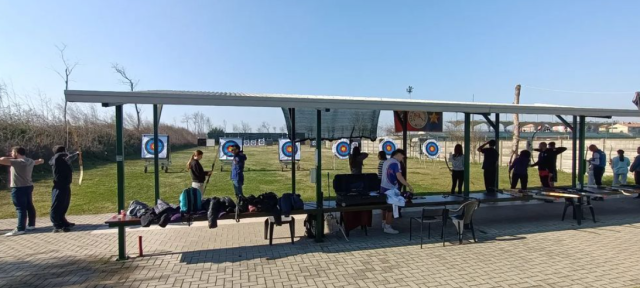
237, 196, 249, 213
333, 174, 380, 196
333, 174, 385, 207
304, 214, 316, 239
221, 196, 237, 213
127, 200, 151, 218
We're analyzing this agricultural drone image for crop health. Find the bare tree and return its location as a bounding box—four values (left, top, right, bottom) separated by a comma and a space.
53, 44, 79, 148
279, 125, 287, 133
181, 113, 190, 131
260, 121, 271, 134
111, 63, 141, 131
240, 121, 253, 134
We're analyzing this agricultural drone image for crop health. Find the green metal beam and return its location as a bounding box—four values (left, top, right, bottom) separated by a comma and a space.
481, 114, 497, 131
464, 113, 471, 197
315, 109, 324, 242
116, 105, 127, 261
153, 105, 160, 204
578, 116, 586, 189
494, 113, 500, 190
402, 111, 408, 192
555, 115, 573, 130
572, 116, 577, 188
290, 108, 296, 194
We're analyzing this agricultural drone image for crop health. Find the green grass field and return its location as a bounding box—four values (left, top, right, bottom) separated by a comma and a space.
0, 145, 623, 219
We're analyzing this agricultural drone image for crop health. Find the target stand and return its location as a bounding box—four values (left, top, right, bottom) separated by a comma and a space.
141, 134, 171, 173
280, 160, 301, 172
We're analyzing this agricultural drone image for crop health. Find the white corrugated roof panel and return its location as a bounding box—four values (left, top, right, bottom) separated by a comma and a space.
64, 90, 640, 117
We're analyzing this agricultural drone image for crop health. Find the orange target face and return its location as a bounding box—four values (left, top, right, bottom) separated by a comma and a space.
340, 146, 347, 152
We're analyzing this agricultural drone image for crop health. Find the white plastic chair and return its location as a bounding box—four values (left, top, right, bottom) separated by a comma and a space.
448, 200, 479, 244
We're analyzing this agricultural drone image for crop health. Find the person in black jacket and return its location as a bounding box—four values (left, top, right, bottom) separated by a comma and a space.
49, 146, 80, 233
187, 150, 211, 193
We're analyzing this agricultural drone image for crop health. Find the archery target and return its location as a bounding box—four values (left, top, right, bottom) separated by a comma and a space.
422, 139, 440, 159
278, 139, 301, 161
141, 134, 168, 159
332, 139, 351, 160
379, 139, 397, 156
219, 138, 242, 160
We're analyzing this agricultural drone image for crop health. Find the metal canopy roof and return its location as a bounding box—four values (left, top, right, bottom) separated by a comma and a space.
64, 90, 640, 117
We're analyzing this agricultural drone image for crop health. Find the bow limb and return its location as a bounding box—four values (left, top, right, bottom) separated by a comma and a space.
203, 147, 219, 194
508, 150, 517, 183
444, 154, 452, 173
72, 129, 84, 186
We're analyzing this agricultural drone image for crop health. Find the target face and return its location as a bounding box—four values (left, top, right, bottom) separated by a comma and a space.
141, 134, 169, 159
379, 139, 397, 156
332, 140, 351, 160
278, 139, 301, 160
281, 142, 297, 157
222, 140, 240, 158
144, 138, 165, 155
422, 139, 440, 159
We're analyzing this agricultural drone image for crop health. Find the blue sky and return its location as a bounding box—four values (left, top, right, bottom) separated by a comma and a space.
1, 0, 639, 131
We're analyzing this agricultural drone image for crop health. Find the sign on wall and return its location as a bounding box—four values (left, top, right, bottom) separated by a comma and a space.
394, 111, 443, 132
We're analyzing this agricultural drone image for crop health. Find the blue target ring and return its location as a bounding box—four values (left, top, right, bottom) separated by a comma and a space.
144, 138, 165, 155
222, 140, 239, 158
423, 140, 440, 159
335, 141, 351, 158
281, 141, 298, 157
380, 140, 396, 156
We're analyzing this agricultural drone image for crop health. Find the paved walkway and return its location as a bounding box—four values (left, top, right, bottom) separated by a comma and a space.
1, 198, 640, 288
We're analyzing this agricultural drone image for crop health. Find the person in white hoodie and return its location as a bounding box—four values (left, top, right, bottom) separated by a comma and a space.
448, 144, 464, 194
379, 149, 414, 234
610, 149, 630, 186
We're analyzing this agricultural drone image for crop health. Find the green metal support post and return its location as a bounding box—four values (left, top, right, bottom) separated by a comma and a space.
402, 111, 408, 192
153, 104, 160, 204
315, 109, 324, 242
290, 108, 296, 193
578, 116, 586, 188
572, 116, 577, 188
116, 105, 127, 261
494, 113, 500, 190
464, 113, 471, 197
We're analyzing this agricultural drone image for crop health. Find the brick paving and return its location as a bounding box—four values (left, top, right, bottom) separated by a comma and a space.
1, 198, 640, 288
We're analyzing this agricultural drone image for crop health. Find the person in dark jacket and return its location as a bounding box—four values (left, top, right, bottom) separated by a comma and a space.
187, 150, 211, 193
546, 142, 567, 187
349, 146, 369, 174
230, 144, 247, 197
532, 142, 553, 188
477, 140, 499, 193
629, 146, 640, 198
509, 150, 531, 190
49, 145, 79, 233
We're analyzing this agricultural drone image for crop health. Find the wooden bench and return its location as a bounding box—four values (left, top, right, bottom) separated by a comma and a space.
105, 192, 529, 228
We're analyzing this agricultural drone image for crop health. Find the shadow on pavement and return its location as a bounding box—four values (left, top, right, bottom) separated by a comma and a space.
177, 198, 640, 265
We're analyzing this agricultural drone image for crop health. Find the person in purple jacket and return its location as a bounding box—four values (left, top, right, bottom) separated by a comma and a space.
509, 150, 531, 190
